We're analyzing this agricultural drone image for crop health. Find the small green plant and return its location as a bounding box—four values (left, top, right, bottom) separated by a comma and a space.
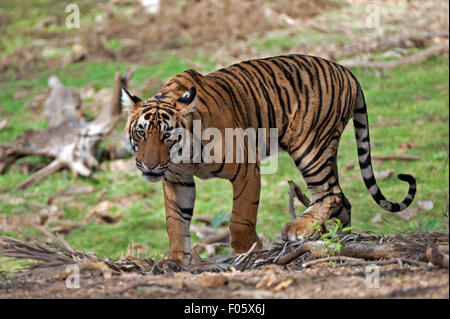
0, 271, 12, 285
314, 219, 355, 256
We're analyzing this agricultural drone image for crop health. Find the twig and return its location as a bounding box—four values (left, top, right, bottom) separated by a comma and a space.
195, 216, 214, 225
301, 257, 431, 268
15, 160, 65, 191
301, 256, 364, 268
204, 230, 230, 244
288, 181, 310, 207
276, 242, 311, 265
46, 185, 94, 205
234, 241, 258, 267
273, 241, 289, 263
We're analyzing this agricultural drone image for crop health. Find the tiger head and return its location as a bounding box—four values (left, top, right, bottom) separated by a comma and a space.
122, 70, 201, 182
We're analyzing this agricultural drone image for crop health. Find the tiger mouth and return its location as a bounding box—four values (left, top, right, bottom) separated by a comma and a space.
143, 171, 165, 178
142, 171, 165, 183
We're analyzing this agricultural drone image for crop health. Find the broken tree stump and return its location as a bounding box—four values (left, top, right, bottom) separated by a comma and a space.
0, 68, 134, 190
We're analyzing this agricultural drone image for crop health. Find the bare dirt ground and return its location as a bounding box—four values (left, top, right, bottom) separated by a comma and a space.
0, 264, 447, 299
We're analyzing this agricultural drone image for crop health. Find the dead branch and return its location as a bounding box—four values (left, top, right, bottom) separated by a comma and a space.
195, 215, 229, 227
15, 160, 65, 191
44, 76, 82, 128
46, 185, 94, 205
288, 181, 310, 207
341, 43, 449, 69
276, 240, 395, 265
34, 225, 75, 252
0, 67, 134, 190
300, 256, 365, 268
300, 256, 430, 268
204, 230, 230, 244
47, 220, 83, 234
192, 242, 229, 258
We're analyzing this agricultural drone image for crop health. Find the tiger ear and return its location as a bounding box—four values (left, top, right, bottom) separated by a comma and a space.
178, 87, 198, 116
121, 88, 142, 113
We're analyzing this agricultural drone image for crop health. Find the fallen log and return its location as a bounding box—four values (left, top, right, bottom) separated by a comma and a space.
300, 256, 429, 268
275, 240, 395, 265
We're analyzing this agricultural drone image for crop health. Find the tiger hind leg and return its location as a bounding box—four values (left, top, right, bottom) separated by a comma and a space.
282, 147, 351, 241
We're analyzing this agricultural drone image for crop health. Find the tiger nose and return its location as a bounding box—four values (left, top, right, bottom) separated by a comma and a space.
143, 162, 158, 170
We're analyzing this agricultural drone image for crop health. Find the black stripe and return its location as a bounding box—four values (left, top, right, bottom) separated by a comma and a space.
165, 180, 195, 187
230, 164, 241, 183
218, 68, 252, 125
233, 180, 248, 200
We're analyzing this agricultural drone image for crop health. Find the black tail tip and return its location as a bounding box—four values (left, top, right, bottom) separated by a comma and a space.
397, 174, 416, 186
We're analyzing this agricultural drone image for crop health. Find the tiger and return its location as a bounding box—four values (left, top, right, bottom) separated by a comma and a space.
122, 54, 416, 264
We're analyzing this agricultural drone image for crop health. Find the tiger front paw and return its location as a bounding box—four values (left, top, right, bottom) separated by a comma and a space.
281, 214, 321, 242
167, 249, 194, 265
